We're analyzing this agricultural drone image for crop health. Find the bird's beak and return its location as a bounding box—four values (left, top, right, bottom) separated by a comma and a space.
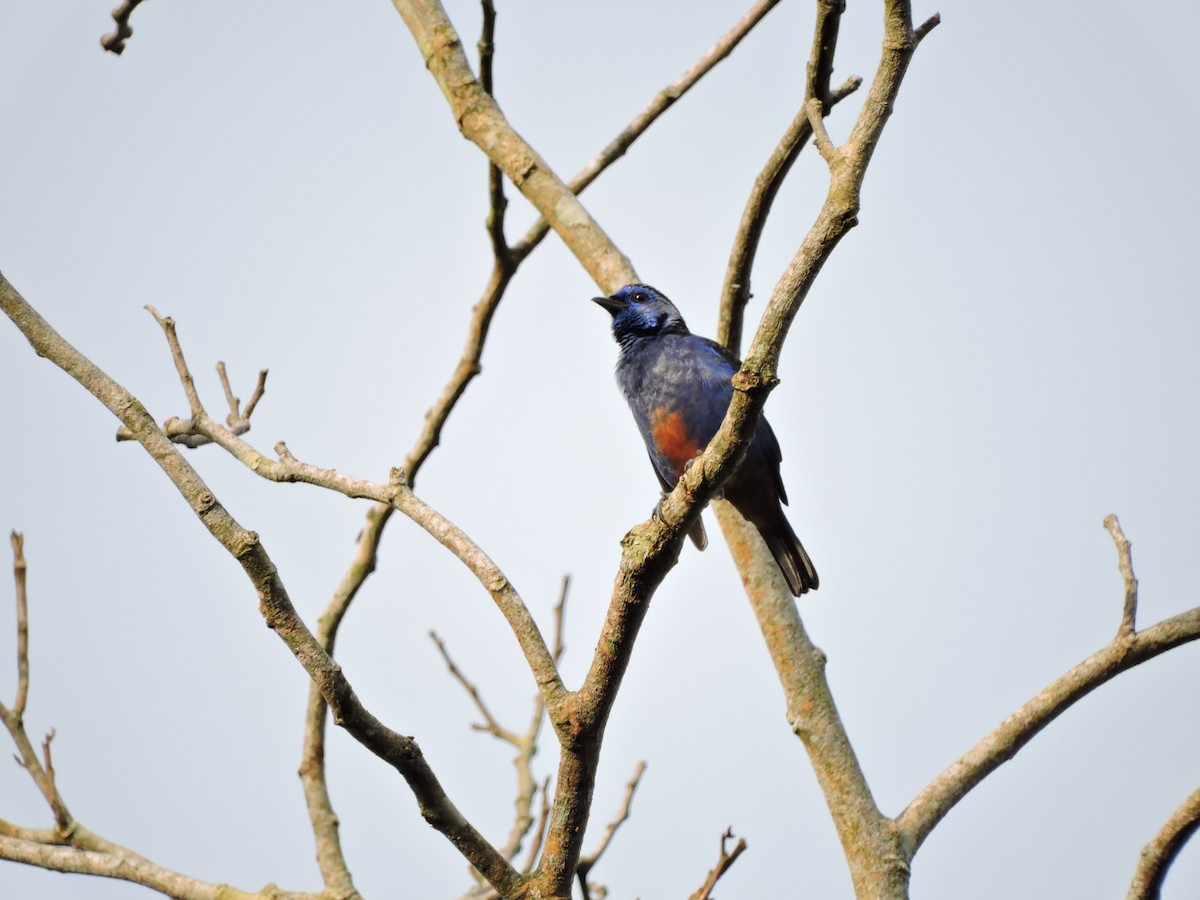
592, 294, 626, 316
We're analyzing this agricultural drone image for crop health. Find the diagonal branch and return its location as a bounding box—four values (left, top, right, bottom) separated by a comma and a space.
896, 520, 1200, 859
575, 760, 647, 898
0, 273, 525, 898
509, 0, 785, 265
688, 827, 748, 900
1127, 784, 1200, 900
718, 73, 861, 355
0, 532, 310, 899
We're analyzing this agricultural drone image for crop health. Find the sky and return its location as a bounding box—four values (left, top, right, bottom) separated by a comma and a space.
2, 1, 1199, 898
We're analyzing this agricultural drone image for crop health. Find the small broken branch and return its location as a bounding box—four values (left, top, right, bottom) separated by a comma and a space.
897, 518, 1200, 860
10, 532, 28, 719
1105, 513, 1139, 638
115, 312, 267, 448
688, 827, 748, 900
575, 761, 647, 898
100, 0, 148, 56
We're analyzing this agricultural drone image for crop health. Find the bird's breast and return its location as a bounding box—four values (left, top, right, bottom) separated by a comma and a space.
649, 406, 702, 475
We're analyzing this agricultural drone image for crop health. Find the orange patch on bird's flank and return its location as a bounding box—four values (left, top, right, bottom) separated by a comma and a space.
651, 407, 702, 470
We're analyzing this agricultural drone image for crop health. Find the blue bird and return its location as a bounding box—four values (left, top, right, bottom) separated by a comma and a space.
593, 283, 818, 595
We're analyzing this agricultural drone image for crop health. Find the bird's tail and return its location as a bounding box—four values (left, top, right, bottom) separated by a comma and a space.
760, 516, 819, 596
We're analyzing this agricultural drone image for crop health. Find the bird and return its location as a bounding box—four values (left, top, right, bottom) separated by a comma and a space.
593, 283, 818, 596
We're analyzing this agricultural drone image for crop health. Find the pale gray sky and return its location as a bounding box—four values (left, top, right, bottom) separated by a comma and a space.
2, 2, 1198, 898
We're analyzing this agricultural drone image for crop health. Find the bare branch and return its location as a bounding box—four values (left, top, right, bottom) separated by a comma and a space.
100, 0, 147, 56
1105, 513, 1139, 638
575, 760, 647, 893
805, 97, 839, 165
521, 776, 552, 875
0, 834, 298, 900
0, 273, 526, 897
10, 532, 28, 719
115, 322, 267, 448
806, 0, 845, 109
897, 603, 1200, 857
431, 631, 519, 743
914, 12, 942, 44
688, 827, 748, 900
146, 305, 204, 417
510, 0, 783, 263
717, 73, 861, 353
0, 530, 314, 897
1127, 784, 1200, 900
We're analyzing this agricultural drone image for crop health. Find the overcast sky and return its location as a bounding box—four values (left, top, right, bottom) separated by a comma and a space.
2, 1, 1199, 898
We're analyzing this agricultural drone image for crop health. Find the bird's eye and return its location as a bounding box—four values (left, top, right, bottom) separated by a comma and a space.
632, 292, 647, 303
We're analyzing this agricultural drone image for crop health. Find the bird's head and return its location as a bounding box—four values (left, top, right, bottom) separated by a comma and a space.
593, 284, 688, 348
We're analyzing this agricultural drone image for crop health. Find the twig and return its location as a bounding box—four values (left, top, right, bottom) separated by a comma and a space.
1127, 784, 1200, 900
717, 73, 861, 354
1, 274, 526, 897
478, 0, 510, 264
575, 761, 647, 896
688, 827, 748, 900
115, 322, 267, 448
806, 0, 844, 109
146, 306, 203, 416
509, 0, 784, 266
10, 532, 29, 719
441, 575, 576, 880
521, 776, 552, 875
0, 529, 308, 897
805, 97, 839, 165
431, 631, 518, 742
914, 12, 942, 44
1105, 514, 1139, 638
100, 0, 147, 56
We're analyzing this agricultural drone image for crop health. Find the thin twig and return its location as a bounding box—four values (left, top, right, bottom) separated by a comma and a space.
521, 776, 552, 875
10, 532, 29, 719
688, 827, 748, 900
1127, 784, 1200, 900
478, 0, 510, 264
575, 760, 647, 895
508, 0, 785, 264
100, 0, 147, 55
431, 631, 519, 743
146, 306, 204, 417
2, 274, 526, 896
1105, 514, 1139, 638
718, 73, 861, 354
805, 97, 839, 165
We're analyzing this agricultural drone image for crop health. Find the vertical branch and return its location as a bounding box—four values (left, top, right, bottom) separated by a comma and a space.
718, 0, 850, 354
10, 532, 29, 719
1105, 514, 1139, 638
713, 504, 904, 896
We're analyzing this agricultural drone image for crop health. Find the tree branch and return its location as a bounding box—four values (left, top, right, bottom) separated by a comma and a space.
688, 827, 748, 900
896, 520, 1200, 858
100, 0, 147, 56
575, 761, 646, 898
1105, 513, 1139, 638
718, 73, 861, 354
9, 532, 29, 719
0, 272, 525, 897
508, 0, 784, 264
1127, 784, 1200, 900
0, 530, 315, 899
